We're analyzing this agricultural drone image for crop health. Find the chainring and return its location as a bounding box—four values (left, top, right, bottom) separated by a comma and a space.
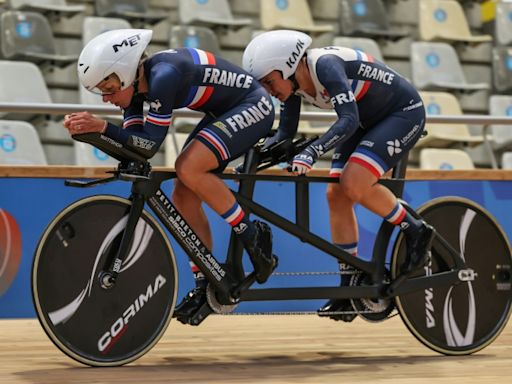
349, 272, 395, 322
206, 283, 238, 315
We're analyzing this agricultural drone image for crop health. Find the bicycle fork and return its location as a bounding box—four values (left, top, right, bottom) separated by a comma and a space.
99, 192, 146, 289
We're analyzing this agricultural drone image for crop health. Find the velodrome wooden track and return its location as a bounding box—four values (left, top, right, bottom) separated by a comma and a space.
1, 315, 511, 383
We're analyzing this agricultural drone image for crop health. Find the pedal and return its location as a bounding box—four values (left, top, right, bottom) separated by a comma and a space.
187, 302, 214, 326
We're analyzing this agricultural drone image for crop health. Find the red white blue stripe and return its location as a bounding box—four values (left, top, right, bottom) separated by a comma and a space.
351, 50, 373, 101
384, 203, 406, 225
184, 48, 216, 109
197, 128, 230, 160
146, 112, 172, 127
123, 115, 144, 128
349, 148, 387, 178
329, 168, 343, 178
338, 242, 358, 257
222, 203, 245, 226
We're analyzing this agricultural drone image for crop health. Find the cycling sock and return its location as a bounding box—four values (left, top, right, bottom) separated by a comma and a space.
335, 242, 358, 285
221, 202, 257, 243
384, 201, 423, 235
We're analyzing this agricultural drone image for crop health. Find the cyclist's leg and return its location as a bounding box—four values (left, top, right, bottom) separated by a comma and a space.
318, 130, 365, 321
173, 91, 276, 325
342, 104, 433, 274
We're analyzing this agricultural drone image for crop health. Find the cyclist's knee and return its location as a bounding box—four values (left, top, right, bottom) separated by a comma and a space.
327, 178, 362, 209
338, 176, 365, 204
326, 183, 354, 209
175, 147, 218, 186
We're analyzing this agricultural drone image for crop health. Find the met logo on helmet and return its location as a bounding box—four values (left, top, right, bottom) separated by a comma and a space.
112, 33, 142, 53
285, 39, 306, 69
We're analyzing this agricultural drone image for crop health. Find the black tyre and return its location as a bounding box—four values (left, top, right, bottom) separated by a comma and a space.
391, 197, 512, 355
32, 195, 178, 366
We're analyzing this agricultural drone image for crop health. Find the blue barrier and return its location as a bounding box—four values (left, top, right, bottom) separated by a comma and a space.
1, 177, 511, 317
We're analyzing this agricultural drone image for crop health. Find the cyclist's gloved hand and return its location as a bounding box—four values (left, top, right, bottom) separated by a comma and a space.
291, 149, 316, 175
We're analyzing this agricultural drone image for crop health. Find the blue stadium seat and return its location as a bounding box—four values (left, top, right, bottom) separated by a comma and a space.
0, 10, 78, 66
338, 0, 408, 39
0, 120, 47, 165
178, 0, 251, 28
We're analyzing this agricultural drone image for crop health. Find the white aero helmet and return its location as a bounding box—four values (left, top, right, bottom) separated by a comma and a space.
78, 28, 153, 93
243, 30, 312, 80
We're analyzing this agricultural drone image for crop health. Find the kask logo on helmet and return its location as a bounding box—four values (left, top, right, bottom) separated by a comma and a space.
112, 33, 142, 53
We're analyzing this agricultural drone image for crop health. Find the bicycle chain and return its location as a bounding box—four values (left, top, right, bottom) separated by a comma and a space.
216, 270, 397, 317
267, 270, 359, 277
220, 310, 398, 317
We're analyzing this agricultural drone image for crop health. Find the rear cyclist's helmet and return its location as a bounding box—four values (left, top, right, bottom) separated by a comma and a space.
242, 30, 312, 80
78, 28, 153, 94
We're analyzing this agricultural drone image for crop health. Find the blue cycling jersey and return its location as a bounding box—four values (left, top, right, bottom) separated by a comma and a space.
276, 46, 425, 176
104, 48, 271, 158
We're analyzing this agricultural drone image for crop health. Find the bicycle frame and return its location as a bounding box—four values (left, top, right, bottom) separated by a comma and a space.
67, 150, 467, 307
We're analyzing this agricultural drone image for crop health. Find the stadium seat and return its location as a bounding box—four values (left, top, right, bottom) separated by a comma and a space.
7, 0, 85, 16
419, 148, 475, 170
501, 152, 512, 169
492, 46, 512, 93
0, 10, 78, 66
332, 36, 384, 62
0, 60, 73, 145
386, 0, 419, 26
74, 141, 117, 166
310, 0, 339, 21
0, 61, 52, 120
0, 120, 47, 165
82, 16, 132, 45
418, 0, 492, 43
230, 0, 259, 15
410, 42, 489, 91
164, 132, 189, 167
418, 91, 483, 147
495, 1, 512, 46
170, 25, 221, 54
489, 95, 512, 154
260, 0, 333, 33
178, 0, 251, 27
95, 0, 167, 24
338, 0, 408, 39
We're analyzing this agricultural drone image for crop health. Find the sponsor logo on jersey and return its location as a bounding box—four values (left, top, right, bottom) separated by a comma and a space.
132, 136, 156, 151
149, 99, 162, 112
387, 139, 402, 156
225, 95, 273, 132
403, 100, 423, 112
357, 63, 395, 85
213, 121, 233, 138
400, 122, 422, 146
330, 91, 356, 106
202, 68, 253, 89
360, 140, 374, 148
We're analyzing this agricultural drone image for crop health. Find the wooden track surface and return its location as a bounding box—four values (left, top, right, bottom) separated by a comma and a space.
1, 315, 511, 383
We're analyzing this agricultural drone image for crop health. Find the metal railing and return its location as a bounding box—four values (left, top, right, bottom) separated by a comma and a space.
1, 102, 512, 169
